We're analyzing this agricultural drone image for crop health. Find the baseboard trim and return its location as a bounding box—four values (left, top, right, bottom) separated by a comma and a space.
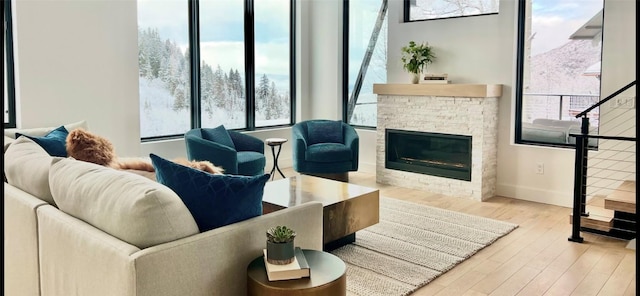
496, 183, 573, 208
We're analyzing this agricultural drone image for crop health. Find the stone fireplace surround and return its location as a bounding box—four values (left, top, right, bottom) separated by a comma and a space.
373, 84, 502, 201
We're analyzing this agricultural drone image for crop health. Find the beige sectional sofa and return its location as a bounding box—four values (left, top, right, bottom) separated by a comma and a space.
4, 123, 323, 296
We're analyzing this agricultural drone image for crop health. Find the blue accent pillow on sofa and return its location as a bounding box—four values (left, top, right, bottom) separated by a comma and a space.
150, 153, 270, 232
201, 125, 236, 150
307, 121, 343, 145
16, 126, 69, 157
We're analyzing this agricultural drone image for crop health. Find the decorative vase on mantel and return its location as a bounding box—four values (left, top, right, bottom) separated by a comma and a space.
266, 226, 297, 265
411, 73, 421, 84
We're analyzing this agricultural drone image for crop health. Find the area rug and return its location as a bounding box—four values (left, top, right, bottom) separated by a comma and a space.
330, 197, 518, 296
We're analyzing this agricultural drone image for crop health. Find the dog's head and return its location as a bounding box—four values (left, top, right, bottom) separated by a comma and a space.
66, 128, 116, 166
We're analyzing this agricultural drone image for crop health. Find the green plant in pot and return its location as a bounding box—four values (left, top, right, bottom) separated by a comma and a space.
401, 41, 436, 84
266, 225, 297, 265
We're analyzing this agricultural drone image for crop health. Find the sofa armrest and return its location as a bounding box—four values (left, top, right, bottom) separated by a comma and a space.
132, 202, 323, 296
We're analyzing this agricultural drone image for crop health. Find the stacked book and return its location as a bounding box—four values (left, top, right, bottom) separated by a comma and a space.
263, 247, 310, 281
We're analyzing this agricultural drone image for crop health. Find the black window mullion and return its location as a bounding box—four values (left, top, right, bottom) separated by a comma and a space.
289, 0, 296, 125
189, 0, 201, 129
514, 0, 526, 143
4, 0, 16, 128
244, 0, 255, 129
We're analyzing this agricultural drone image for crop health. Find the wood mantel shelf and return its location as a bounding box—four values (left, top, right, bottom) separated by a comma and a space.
373, 83, 502, 98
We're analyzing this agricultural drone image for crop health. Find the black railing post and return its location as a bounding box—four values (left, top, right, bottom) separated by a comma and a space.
569, 116, 590, 243
569, 132, 586, 243
558, 95, 564, 120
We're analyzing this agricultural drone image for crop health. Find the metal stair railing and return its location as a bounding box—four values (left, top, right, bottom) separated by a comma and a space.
568, 80, 636, 243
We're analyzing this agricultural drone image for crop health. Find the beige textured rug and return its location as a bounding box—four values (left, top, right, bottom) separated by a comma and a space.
331, 197, 518, 296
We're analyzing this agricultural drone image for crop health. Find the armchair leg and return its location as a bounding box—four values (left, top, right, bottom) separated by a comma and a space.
303, 172, 349, 183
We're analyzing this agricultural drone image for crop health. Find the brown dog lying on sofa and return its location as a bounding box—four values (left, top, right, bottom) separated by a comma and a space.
66, 128, 224, 175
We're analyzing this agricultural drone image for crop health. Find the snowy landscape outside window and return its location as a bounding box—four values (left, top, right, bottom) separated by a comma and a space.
404, 0, 499, 22
137, 0, 293, 138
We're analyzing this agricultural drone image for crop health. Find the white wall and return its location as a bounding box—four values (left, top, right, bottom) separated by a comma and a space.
13, 0, 141, 156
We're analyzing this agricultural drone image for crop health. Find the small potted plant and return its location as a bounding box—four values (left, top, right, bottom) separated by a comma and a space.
401, 41, 436, 84
266, 225, 297, 265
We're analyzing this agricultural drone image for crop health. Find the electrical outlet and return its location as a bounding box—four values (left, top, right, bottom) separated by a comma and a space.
613, 97, 636, 109
536, 162, 544, 175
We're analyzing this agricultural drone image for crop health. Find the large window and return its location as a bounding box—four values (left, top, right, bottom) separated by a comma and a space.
137, 0, 294, 139
344, 0, 388, 127
515, 0, 603, 147
4, 0, 16, 128
404, 0, 499, 22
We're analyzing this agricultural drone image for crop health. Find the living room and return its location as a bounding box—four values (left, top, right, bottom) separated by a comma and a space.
7, 0, 634, 209
4, 0, 636, 295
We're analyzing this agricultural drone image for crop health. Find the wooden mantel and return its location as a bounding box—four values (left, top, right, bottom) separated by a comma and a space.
373, 83, 502, 98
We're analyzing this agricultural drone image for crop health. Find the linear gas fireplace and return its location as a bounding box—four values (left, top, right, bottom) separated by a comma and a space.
385, 129, 472, 181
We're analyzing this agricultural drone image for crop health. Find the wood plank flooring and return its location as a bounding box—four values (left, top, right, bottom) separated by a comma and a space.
274, 169, 636, 296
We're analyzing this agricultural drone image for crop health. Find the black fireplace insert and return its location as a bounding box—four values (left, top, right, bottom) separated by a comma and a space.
385, 129, 472, 181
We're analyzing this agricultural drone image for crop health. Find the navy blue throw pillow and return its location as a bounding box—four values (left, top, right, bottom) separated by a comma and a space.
16, 126, 69, 157
150, 153, 270, 232
201, 125, 236, 150
307, 121, 343, 145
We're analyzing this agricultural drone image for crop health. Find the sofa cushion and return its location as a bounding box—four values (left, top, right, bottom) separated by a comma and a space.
49, 158, 199, 249
16, 126, 69, 157
307, 120, 343, 145
150, 153, 269, 232
305, 143, 353, 162
4, 136, 62, 205
201, 125, 236, 150
4, 120, 88, 139
4, 135, 14, 153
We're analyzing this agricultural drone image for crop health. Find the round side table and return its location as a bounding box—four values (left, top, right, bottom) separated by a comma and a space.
265, 138, 288, 180
247, 249, 346, 296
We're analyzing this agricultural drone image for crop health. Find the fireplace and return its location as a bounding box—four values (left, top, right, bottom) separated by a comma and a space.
385, 129, 472, 181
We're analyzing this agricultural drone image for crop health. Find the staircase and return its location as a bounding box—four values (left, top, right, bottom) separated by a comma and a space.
568, 80, 637, 243
570, 180, 636, 239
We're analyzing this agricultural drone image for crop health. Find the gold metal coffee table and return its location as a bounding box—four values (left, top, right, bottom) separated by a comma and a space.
262, 175, 380, 250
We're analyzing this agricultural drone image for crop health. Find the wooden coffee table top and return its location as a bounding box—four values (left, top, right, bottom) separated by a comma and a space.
262, 175, 379, 208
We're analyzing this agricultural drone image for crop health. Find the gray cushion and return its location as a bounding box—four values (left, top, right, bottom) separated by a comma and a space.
521, 122, 568, 144
4, 137, 63, 205
3, 120, 88, 139
49, 158, 199, 249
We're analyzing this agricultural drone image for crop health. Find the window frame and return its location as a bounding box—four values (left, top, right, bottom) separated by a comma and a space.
403, 0, 499, 23
4, 0, 16, 128
514, 0, 603, 149
140, 0, 296, 141
342, 0, 387, 129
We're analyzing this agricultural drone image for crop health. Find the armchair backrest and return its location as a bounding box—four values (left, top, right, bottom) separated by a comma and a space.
294, 120, 351, 145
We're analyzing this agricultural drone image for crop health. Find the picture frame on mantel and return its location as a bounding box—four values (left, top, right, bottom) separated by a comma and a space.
403, 0, 499, 23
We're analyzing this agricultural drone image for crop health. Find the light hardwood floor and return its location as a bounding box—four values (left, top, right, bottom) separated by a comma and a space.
275, 168, 636, 296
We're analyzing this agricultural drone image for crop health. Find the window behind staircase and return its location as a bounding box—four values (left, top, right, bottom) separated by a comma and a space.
515, 0, 604, 147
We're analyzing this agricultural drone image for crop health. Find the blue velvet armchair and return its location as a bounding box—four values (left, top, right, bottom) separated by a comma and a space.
292, 120, 359, 181
185, 125, 266, 176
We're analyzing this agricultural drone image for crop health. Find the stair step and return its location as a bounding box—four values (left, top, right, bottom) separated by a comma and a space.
604, 180, 636, 214
570, 205, 614, 232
